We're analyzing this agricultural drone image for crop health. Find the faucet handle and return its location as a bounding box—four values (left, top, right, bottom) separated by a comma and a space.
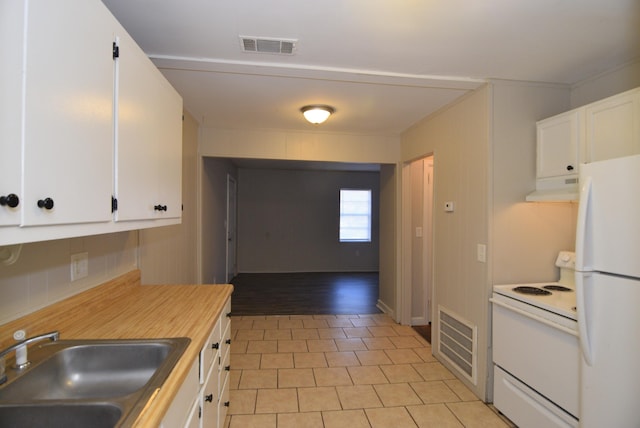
13, 330, 28, 369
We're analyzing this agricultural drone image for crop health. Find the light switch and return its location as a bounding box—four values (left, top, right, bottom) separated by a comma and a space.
477, 244, 486, 263
415, 227, 423, 237
70, 252, 89, 281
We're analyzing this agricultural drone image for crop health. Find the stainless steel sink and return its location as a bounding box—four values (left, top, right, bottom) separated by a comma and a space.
0, 337, 190, 427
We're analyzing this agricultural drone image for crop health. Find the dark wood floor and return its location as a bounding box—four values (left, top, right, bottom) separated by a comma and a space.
230, 272, 381, 316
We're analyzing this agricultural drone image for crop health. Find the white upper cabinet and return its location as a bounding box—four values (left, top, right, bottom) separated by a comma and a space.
585, 88, 640, 162
21, 0, 115, 227
0, 0, 182, 245
114, 30, 182, 222
0, 1, 24, 226
536, 110, 581, 179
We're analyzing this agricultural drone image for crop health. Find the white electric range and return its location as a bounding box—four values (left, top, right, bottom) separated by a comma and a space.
491, 252, 579, 428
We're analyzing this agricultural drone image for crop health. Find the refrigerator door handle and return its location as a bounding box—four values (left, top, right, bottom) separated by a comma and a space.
576, 273, 594, 366
575, 176, 592, 271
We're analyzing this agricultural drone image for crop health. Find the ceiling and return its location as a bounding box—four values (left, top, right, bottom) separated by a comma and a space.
101, 0, 639, 138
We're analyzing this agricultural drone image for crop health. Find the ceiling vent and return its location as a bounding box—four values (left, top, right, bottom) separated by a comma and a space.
240, 36, 297, 55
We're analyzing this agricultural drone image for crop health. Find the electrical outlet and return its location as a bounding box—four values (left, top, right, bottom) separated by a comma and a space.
70, 252, 89, 281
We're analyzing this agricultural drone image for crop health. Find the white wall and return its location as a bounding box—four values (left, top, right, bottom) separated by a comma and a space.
570, 59, 640, 108
378, 164, 398, 316
236, 168, 380, 273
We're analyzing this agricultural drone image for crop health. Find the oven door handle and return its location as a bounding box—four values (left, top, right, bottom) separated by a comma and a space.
490, 298, 578, 337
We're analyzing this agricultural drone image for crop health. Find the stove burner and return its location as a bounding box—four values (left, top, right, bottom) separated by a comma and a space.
513, 286, 552, 295
543, 285, 572, 292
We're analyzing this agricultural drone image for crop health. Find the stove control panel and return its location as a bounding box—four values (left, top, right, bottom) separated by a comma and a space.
555, 251, 575, 269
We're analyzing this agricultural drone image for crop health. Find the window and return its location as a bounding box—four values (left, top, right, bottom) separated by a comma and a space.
339, 189, 371, 242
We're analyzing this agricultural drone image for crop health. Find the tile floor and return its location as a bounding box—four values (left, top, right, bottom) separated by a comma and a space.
226, 313, 513, 428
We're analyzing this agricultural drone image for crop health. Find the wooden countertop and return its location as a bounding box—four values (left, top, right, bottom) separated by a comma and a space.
0, 270, 234, 427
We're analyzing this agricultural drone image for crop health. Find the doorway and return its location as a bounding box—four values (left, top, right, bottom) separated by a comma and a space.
226, 174, 237, 282
402, 155, 434, 326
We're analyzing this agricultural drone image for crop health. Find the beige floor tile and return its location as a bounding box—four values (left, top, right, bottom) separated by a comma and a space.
326, 318, 356, 328
371, 315, 397, 325
325, 351, 360, 367
367, 326, 398, 337
231, 353, 261, 369
277, 412, 324, 428
278, 319, 304, 329
260, 353, 294, 369
335, 338, 367, 351
350, 318, 378, 327
231, 319, 254, 331
313, 315, 338, 320
241, 316, 267, 321
292, 328, 320, 340
379, 364, 424, 383
362, 337, 395, 350
322, 409, 371, 428
263, 329, 292, 340
228, 389, 257, 414
336, 385, 383, 409
446, 401, 511, 427
411, 381, 460, 404
294, 352, 328, 368
407, 404, 464, 428
303, 319, 330, 329
392, 324, 421, 336
307, 339, 338, 352
229, 370, 241, 390
313, 367, 353, 386
252, 319, 279, 330
246, 340, 278, 354
278, 368, 316, 388
298, 386, 342, 412
255, 388, 298, 413
318, 328, 348, 339
445, 379, 478, 401
235, 329, 265, 341
413, 346, 437, 362
290, 315, 314, 320
385, 348, 423, 364
238, 369, 278, 389
344, 327, 373, 338
373, 383, 422, 407
389, 336, 424, 348
355, 350, 392, 366
229, 414, 276, 428
230, 340, 248, 354
365, 407, 418, 428
347, 365, 388, 385
412, 362, 457, 381
278, 339, 308, 353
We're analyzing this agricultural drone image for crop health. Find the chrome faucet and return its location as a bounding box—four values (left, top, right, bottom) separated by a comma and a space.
0, 331, 59, 384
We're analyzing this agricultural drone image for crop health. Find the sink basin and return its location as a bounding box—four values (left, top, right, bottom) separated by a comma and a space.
0, 337, 190, 427
0, 403, 122, 428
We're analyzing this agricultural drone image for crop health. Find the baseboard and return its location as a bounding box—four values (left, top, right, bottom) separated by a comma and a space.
376, 299, 394, 317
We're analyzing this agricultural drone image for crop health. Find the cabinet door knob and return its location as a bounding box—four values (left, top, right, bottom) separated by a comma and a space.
566, 165, 574, 171
224, 401, 230, 407
37, 198, 54, 210
0, 193, 19, 208
212, 342, 219, 350
153, 204, 167, 211
205, 394, 213, 403
225, 339, 232, 345
225, 365, 231, 371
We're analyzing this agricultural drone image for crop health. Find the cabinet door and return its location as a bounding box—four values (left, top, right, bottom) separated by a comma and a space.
21, 0, 115, 226
585, 89, 640, 162
114, 29, 182, 222
201, 363, 219, 428
0, 0, 25, 226
536, 110, 580, 179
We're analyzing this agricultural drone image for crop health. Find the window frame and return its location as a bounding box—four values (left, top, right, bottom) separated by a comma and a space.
339, 188, 372, 243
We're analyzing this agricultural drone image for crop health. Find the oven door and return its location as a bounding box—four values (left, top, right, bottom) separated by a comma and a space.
491, 295, 579, 420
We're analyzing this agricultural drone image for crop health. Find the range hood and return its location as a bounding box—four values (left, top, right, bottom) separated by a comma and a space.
526, 176, 579, 202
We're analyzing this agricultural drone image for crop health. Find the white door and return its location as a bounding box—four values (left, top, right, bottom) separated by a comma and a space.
226, 175, 237, 282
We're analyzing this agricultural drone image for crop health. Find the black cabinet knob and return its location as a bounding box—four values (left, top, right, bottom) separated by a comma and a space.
566, 165, 574, 171
154, 204, 168, 211
0, 193, 19, 208
205, 394, 213, 403
225, 338, 232, 345
37, 198, 54, 210
225, 365, 231, 371
224, 401, 230, 407
212, 342, 219, 350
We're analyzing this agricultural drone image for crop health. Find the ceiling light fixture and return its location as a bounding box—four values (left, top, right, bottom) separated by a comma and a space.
300, 105, 335, 124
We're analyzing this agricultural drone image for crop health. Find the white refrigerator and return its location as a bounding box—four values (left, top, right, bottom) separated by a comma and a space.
575, 154, 640, 428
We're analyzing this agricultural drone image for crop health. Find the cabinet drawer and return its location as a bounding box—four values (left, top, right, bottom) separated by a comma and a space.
200, 316, 222, 384
217, 371, 231, 428
201, 362, 219, 428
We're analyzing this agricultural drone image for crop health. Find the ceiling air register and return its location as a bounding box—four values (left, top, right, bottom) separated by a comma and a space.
240, 36, 297, 55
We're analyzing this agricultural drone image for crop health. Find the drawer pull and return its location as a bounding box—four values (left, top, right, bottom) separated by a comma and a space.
225, 365, 231, 371
226, 312, 232, 318
212, 342, 219, 350
225, 339, 231, 345
224, 401, 230, 407
205, 394, 213, 403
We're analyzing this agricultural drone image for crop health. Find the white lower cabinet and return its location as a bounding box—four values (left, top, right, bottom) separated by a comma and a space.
163, 297, 231, 428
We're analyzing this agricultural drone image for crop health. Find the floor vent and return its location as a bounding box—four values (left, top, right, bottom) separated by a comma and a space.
438, 305, 477, 384
240, 36, 297, 55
